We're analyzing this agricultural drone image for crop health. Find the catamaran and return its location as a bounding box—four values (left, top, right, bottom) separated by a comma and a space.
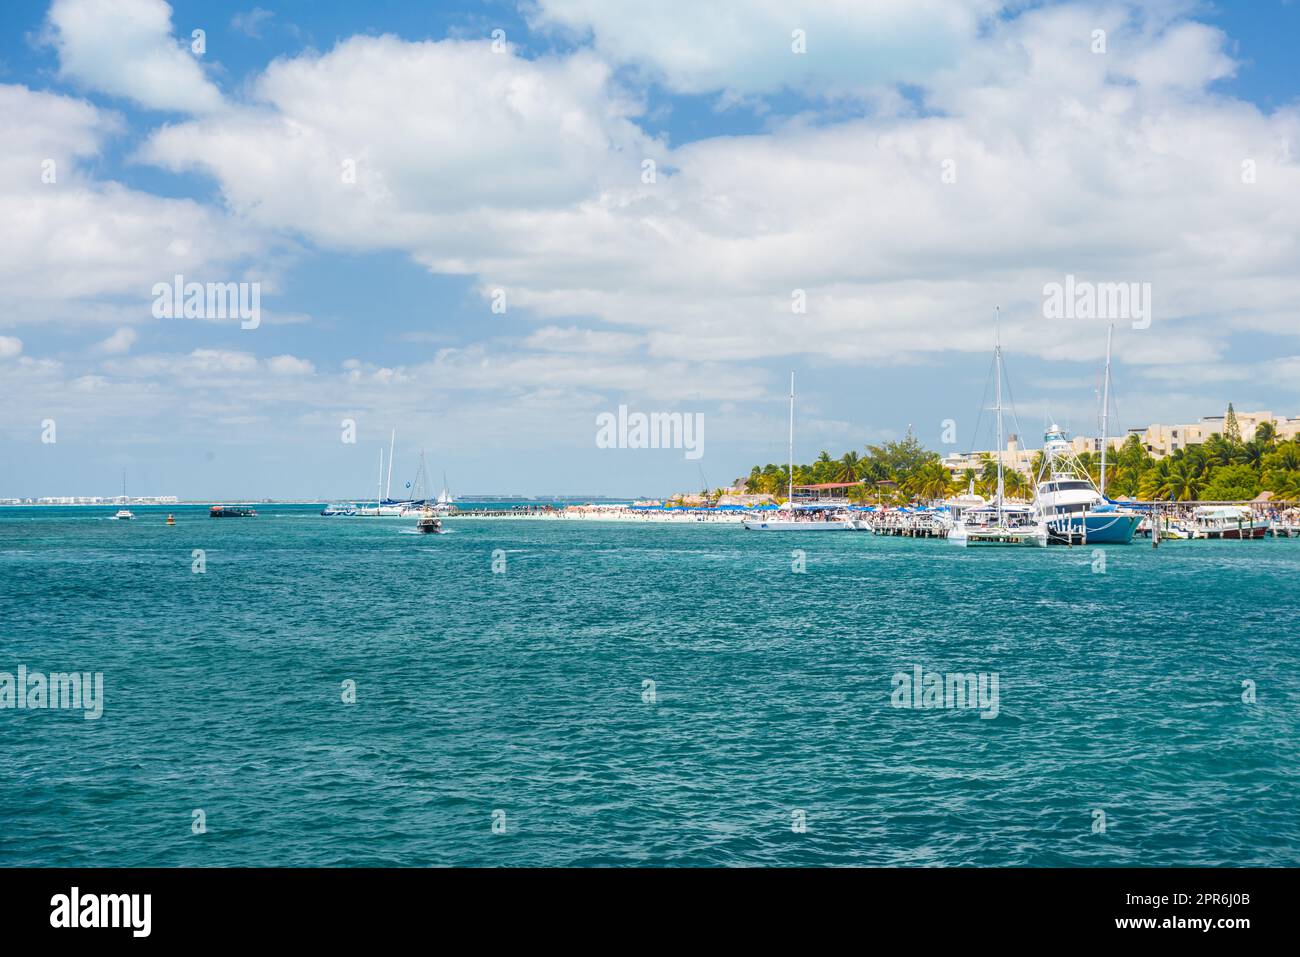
949, 318, 1047, 547
742, 372, 856, 531
114, 471, 134, 520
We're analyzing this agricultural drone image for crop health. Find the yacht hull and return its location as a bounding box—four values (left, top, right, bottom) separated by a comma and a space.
1045, 512, 1141, 545
742, 520, 855, 531
949, 527, 1047, 547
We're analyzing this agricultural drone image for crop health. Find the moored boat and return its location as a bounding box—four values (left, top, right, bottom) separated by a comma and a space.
210, 504, 257, 518
948, 317, 1047, 548
1034, 426, 1141, 545
1190, 505, 1268, 539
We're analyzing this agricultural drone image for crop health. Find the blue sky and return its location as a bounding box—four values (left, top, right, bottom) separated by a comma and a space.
1, 0, 1298, 499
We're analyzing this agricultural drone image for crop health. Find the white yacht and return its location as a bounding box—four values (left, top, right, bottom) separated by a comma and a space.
1034, 425, 1140, 544
1034, 326, 1140, 545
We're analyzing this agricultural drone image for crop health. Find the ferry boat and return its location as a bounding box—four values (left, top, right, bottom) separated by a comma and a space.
1190, 505, 1268, 539
1034, 426, 1141, 544
210, 505, 257, 518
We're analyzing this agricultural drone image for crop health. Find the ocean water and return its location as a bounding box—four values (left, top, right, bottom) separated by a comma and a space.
1, 505, 1298, 867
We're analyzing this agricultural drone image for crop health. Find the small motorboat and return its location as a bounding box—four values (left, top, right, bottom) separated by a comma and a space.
415, 506, 443, 534
320, 503, 357, 516
165, 513, 176, 526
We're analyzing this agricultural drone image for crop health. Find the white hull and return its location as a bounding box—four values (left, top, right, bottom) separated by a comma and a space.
949, 523, 1047, 547
742, 519, 855, 531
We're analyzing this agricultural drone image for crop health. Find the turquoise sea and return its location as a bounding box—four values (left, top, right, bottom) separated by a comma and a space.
2, 504, 1298, 866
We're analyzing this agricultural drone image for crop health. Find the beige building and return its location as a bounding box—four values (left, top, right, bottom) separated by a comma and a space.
941, 433, 1121, 480
1126, 409, 1300, 457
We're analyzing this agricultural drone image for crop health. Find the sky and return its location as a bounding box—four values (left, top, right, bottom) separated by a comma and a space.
1, 0, 1298, 500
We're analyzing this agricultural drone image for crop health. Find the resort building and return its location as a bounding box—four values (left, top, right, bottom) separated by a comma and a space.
938, 407, 1299, 478
1126, 409, 1300, 457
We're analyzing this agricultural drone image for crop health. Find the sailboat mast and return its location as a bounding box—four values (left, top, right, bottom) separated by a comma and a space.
994, 311, 1004, 521
377, 448, 384, 507
1099, 324, 1113, 497
788, 371, 795, 506
386, 429, 396, 502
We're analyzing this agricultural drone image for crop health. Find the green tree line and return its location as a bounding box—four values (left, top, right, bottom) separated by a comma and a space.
745, 422, 1300, 503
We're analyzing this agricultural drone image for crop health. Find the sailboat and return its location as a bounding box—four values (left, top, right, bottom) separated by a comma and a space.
949, 317, 1047, 547
114, 470, 134, 520
742, 372, 855, 531
356, 433, 410, 516
1033, 326, 1140, 544
433, 472, 457, 514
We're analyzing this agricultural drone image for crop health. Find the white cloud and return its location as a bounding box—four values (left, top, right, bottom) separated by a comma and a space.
46, 0, 223, 113
0, 84, 265, 324
231, 7, 274, 39
95, 327, 137, 354
131, 3, 1300, 382
527, 0, 1004, 97
0, 336, 23, 359
267, 354, 315, 375
141, 36, 660, 251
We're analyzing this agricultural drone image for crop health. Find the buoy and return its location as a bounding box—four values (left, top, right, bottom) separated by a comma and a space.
166, 514, 175, 526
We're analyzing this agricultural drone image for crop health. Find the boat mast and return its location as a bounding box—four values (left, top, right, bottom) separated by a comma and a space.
1099, 323, 1113, 497
788, 371, 795, 507
994, 309, 1004, 524
386, 428, 396, 502
377, 448, 384, 507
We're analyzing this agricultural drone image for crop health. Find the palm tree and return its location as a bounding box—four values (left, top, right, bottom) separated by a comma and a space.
905, 460, 953, 502
1003, 469, 1031, 500
835, 451, 862, 483
1166, 460, 1204, 501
